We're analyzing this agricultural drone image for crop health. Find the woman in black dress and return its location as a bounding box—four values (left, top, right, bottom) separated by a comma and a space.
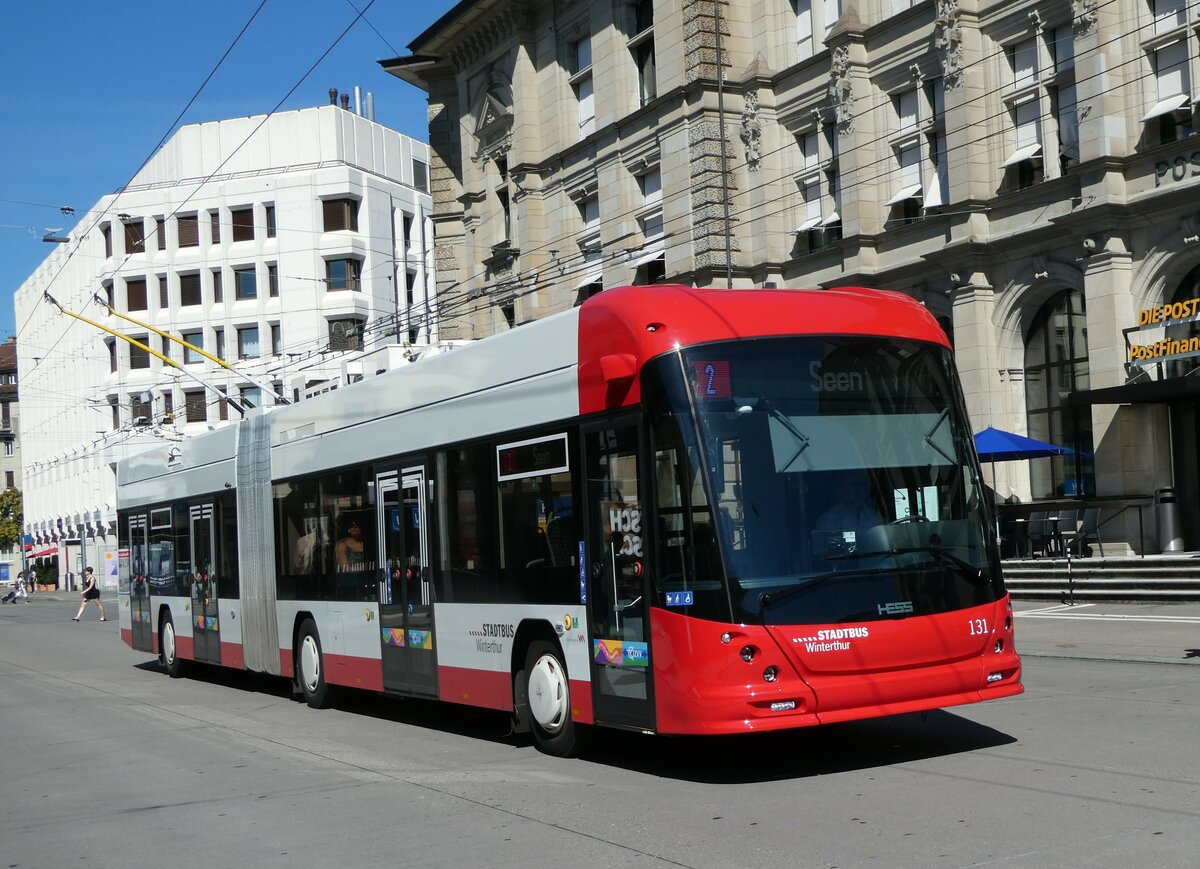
73, 567, 105, 622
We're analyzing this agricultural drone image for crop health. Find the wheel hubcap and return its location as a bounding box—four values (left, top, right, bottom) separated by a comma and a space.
300, 636, 320, 693
527, 654, 568, 734
163, 623, 175, 664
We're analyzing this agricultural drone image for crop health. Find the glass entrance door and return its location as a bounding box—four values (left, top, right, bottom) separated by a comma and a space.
584, 421, 655, 730
190, 504, 220, 664
376, 466, 437, 695
127, 513, 153, 652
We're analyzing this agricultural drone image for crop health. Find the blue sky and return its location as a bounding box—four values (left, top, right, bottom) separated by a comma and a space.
0, 0, 458, 339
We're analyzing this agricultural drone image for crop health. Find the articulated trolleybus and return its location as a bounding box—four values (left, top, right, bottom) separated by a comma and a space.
118, 285, 1021, 756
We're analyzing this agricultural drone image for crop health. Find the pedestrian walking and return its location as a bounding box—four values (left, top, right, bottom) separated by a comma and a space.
15, 570, 28, 603
73, 567, 105, 622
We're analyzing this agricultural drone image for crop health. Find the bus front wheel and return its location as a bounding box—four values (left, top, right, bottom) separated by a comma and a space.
160, 613, 185, 678
524, 640, 579, 757
297, 619, 332, 709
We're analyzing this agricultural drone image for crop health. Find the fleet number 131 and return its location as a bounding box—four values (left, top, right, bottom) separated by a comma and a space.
968, 618, 988, 636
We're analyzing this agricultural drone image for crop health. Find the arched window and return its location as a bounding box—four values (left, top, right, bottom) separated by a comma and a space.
1165, 263, 1200, 379
1024, 288, 1095, 498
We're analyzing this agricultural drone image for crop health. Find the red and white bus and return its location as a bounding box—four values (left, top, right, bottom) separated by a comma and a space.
117, 285, 1022, 755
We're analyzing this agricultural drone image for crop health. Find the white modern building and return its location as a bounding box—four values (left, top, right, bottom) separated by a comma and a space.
13, 104, 435, 582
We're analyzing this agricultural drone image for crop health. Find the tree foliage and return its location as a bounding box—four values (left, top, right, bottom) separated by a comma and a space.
0, 487, 20, 551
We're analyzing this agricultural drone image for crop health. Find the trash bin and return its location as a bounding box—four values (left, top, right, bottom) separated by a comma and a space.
1155, 487, 1185, 553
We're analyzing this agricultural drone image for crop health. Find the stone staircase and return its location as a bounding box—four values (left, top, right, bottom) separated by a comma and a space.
1001, 554, 1200, 602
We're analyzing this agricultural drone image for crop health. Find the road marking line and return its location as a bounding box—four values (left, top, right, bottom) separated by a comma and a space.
1016, 611, 1200, 624
1016, 603, 1093, 616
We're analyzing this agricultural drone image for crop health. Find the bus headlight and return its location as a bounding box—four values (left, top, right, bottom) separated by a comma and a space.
740, 645, 757, 662
763, 666, 779, 683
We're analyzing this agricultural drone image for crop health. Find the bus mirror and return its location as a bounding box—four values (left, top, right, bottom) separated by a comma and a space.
600, 353, 637, 383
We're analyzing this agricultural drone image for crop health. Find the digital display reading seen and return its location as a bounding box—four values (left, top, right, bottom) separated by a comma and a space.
498, 438, 568, 477
690, 360, 732, 399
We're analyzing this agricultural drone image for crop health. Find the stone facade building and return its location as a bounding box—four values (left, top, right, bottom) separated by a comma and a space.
383, 0, 1200, 554
13, 105, 434, 578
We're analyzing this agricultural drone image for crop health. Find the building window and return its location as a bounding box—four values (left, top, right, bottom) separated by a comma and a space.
182, 330, 204, 364
110, 396, 119, 430
162, 391, 174, 423
156, 274, 168, 309
887, 89, 924, 224
129, 335, 151, 370
125, 278, 147, 312
1145, 37, 1192, 144
412, 160, 428, 191
103, 280, 113, 308
924, 78, 949, 209
215, 328, 225, 361
5, 472, 12, 490
271, 323, 282, 355
101, 224, 112, 258
1001, 36, 1045, 188
234, 266, 257, 300
3, 442, 12, 457
1025, 288, 1095, 498
634, 168, 665, 283
240, 386, 262, 410
219, 389, 229, 421
265, 204, 276, 238
268, 264, 278, 297
322, 198, 359, 232
212, 269, 223, 303
210, 210, 221, 245
575, 192, 603, 298
569, 35, 595, 138
185, 391, 207, 423
231, 207, 254, 242
123, 219, 145, 254
130, 393, 151, 426
1051, 27, 1079, 174
177, 214, 199, 248
237, 326, 260, 359
628, 1, 656, 106
793, 0, 841, 62
326, 258, 361, 292
156, 217, 166, 250
793, 127, 841, 250
107, 339, 117, 373
180, 273, 202, 306
328, 318, 364, 351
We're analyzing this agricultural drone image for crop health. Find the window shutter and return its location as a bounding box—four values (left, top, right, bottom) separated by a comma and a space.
178, 215, 199, 247
180, 273, 202, 306
231, 208, 254, 242
157, 275, 168, 308
210, 210, 221, 244
156, 218, 166, 250
126, 279, 147, 311
185, 391, 207, 423
124, 221, 145, 253
323, 199, 346, 232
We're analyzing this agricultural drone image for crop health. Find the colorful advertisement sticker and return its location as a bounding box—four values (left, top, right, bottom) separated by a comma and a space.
408, 629, 433, 650
381, 627, 406, 647
593, 639, 650, 668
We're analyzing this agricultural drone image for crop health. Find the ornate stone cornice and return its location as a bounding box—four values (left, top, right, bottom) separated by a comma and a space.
446, 5, 535, 72
934, 0, 964, 91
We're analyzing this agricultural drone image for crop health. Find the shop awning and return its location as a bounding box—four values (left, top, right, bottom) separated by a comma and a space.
1142, 93, 1190, 122
573, 268, 603, 289
1068, 376, 1200, 406
886, 184, 922, 206
795, 215, 822, 233
630, 248, 664, 268
1001, 142, 1043, 167
30, 547, 58, 558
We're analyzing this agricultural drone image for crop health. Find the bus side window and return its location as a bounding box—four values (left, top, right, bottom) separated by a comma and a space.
443, 444, 499, 603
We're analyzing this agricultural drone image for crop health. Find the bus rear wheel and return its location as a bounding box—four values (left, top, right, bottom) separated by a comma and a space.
297, 619, 332, 709
160, 613, 185, 678
524, 640, 579, 757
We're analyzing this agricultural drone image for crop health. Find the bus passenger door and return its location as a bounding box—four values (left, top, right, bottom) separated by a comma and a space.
127, 513, 153, 653
190, 504, 220, 664
377, 466, 437, 696
584, 421, 655, 731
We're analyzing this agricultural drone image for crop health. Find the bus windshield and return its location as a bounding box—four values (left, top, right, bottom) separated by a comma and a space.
644, 335, 1003, 626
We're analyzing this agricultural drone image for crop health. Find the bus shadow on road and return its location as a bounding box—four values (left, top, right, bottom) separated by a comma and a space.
129, 660, 1016, 779
577, 711, 1018, 783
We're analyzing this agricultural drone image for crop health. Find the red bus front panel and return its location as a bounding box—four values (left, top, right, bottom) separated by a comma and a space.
650, 598, 1021, 735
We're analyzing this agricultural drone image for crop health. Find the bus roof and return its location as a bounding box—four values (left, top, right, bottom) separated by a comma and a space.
577, 285, 948, 414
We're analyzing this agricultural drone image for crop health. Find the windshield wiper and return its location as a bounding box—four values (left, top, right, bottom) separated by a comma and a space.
828, 545, 988, 583
923, 408, 957, 466
763, 403, 810, 470
757, 565, 898, 617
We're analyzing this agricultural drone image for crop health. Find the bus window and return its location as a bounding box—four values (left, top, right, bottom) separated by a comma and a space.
441, 444, 499, 602
496, 433, 576, 605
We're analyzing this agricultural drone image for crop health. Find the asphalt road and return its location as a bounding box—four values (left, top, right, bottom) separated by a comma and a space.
1, 596, 1198, 868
